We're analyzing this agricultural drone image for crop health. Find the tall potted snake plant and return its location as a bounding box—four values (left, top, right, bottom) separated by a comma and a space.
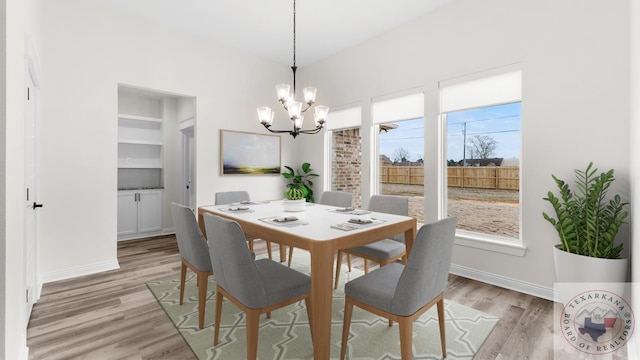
542, 162, 629, 283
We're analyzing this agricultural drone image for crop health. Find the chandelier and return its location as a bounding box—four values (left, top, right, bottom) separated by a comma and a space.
257, 0, 329, 138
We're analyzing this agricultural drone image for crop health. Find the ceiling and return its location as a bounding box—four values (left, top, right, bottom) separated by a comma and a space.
88, 0, 456, 67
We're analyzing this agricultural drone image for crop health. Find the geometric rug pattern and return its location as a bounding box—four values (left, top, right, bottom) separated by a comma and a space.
147, 252, 498, 359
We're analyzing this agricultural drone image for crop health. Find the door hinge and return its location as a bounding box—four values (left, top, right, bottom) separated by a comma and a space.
26, 287, 31, 303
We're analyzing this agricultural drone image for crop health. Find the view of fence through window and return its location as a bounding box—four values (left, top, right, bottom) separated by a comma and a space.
378, 118, 425, 223
445, 102, 521, 238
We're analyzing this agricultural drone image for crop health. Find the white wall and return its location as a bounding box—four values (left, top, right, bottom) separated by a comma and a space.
302, 0, 631, 297
36, 0, 292, 282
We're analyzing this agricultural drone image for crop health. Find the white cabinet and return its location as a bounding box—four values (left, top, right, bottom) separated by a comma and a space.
118, 189, 163, 238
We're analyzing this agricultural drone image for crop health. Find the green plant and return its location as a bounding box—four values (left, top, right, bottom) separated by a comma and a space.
282, 162, 318, 202
542, 162, 628, 259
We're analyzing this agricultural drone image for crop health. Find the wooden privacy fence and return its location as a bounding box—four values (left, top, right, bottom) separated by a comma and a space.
380, 166, 520, 191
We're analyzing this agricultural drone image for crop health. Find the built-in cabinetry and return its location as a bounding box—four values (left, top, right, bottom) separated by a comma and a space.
117, 189, 163, 236
117, 112, 164, 240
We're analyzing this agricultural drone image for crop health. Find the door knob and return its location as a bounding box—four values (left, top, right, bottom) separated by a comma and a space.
33, 202, 43, 209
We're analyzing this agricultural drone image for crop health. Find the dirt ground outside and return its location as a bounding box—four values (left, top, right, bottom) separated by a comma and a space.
381, 184, 520, 238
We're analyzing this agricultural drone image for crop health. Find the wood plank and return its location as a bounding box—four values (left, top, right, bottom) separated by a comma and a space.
27, 235, 555, 359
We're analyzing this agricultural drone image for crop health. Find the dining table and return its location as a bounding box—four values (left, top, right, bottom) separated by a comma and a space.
198, 199, 417, 360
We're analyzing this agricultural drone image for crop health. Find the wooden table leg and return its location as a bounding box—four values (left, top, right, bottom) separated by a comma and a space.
309, 241, 335, 360
404, 219, 417, 256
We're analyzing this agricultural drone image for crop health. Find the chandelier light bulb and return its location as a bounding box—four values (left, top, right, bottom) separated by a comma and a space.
303, 87, 317, 105
276, 84, 291, 102
287, 101, 303, 120
257, 107, 274, 126
294, 116, 304, 130
314, 105, 329, 126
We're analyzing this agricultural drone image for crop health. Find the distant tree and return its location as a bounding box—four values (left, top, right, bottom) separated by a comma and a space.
468, 135, 497, 159
392, 147, 410, 162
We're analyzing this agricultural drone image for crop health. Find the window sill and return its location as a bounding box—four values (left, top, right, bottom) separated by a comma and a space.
453, 229, 527, 257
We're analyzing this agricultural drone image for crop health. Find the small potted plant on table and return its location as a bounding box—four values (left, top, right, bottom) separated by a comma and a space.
282, 162, 318, 212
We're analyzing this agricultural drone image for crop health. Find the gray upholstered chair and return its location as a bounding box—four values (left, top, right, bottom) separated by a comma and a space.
334, 195, 409, 289
215, 191, 273, 260
170, 202, 213, 329
340, 217, 457, 360
287, 191, 354, 267
203, 213, 312, 360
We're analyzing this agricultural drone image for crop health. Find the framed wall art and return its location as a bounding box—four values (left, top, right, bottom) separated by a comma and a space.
220, 130, 281, 175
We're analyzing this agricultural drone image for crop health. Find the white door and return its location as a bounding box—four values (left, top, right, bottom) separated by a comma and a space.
179, 121, 195, 209
24, 59, 41, 320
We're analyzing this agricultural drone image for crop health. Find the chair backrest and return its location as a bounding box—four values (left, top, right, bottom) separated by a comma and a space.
170, 203, 212, 271
390, 217, 457, 316
319, 191, 353, 208
368, 195, 409, 241
203, 213, 268, 308
215, 191, 250, 205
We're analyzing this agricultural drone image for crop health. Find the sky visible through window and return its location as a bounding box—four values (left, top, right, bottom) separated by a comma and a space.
447, 102, 521, 162
378, 102, 521, 163
379, 118, 425, 161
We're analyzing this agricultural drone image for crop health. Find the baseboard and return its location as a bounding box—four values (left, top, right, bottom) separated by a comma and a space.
40, 259, 120, 284
450, 263, 554, 301
117, 228, 175, 242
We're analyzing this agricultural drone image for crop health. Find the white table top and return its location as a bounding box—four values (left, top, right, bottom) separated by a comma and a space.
199, 200, 413, 242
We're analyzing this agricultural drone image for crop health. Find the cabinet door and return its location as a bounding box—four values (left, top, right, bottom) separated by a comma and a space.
117, 192, 138, 236
137, 190, 163, 233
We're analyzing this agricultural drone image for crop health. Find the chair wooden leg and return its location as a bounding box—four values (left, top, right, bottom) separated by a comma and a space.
437, 298, 447, 358
364, 259, 369, 274
247, 238, 254, 252
340, 298, 354, 360
347, 254, 352, 272
334, 251, 343, 289
179, 261, 187, 305
401, 254, 407, 265
197, 271, 208, 329
398, 317, 413, 360
287, 246, 294, 267
304, 297, 313, 341
214, 287, 223, 346
266, 240, 273, 260
245, 309, 260, 360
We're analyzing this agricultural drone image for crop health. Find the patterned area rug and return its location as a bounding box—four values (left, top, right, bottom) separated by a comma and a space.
147, 252, 498, 359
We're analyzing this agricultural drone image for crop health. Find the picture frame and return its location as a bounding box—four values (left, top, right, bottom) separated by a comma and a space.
220, 130, 281, 175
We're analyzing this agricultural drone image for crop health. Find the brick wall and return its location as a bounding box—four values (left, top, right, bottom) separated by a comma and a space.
331, 128, 362, 208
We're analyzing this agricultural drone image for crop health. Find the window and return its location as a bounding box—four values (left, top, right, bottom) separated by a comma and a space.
372, 92, 425, 223
325, 107, 362, 208
440, 69, 522, 241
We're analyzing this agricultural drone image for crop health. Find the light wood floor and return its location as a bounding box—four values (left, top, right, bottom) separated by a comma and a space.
27, 235, 554, 359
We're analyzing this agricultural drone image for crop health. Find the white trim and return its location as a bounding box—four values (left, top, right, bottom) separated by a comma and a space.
178, 116, 194, 130
40, 260, 120, 284
455, 230, 527, 256
450, 263, 554, 301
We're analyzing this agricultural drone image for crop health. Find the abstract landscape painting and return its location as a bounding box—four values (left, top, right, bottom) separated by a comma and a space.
220, 130, 281, 175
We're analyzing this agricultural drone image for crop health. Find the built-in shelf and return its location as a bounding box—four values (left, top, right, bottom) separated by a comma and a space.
118, 113, 163, 123
118, 113, 163, 172
117, 140, 163, 146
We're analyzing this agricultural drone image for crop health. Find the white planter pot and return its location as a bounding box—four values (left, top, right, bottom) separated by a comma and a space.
553, 245, 628, 283
283, 199, 306, 212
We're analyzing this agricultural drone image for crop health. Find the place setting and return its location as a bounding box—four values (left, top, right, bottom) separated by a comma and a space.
329, 207, 371, 215
259, 215, 309, 227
